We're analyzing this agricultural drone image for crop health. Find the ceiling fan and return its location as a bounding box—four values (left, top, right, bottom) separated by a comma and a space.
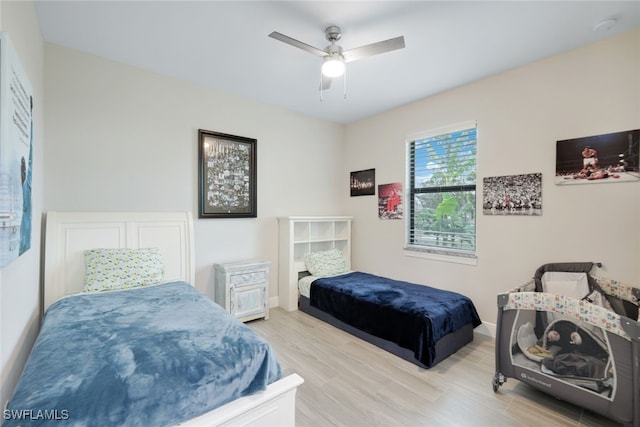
269, 26, 405, 93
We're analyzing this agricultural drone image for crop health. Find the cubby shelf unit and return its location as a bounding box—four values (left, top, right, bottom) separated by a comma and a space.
278, 216, 352, 311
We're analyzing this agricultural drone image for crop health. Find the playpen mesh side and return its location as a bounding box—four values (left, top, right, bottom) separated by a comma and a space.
497, 289, 640, 426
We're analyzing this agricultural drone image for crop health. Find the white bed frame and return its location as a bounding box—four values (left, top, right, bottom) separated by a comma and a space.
43, 211, 303, 427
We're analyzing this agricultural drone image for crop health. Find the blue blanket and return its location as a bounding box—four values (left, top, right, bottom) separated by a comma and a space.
6, 282, 282, 426
310, 272, 481, 367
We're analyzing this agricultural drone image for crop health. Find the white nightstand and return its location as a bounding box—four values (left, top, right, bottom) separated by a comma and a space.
214, 260, 270, 322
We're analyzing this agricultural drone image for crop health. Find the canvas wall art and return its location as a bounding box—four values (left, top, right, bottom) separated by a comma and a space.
483, 173, 542, 216
555, 129, 640, 185
378, 182, 403, 219
350, 168, 375, 196
0, 32, 33, 267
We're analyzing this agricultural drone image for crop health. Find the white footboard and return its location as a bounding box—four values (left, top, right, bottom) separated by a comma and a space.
179, 374, 304, 427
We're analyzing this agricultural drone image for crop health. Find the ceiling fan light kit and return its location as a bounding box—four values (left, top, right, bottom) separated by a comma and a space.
269, 25, 405, 97
321, 55, 345, 78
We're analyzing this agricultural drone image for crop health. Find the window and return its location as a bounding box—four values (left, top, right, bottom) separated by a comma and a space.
406, 122, 477, 258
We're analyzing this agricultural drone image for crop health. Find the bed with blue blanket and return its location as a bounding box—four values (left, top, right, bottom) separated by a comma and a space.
5, 281, 283, 426
298, 271, 482, 368
5, 211, 302, 427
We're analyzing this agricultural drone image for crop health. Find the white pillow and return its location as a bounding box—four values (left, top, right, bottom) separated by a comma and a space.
84, 248, 164, 292
304, 249, 347, 277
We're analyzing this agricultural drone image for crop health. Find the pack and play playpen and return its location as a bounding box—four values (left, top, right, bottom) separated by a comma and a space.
493, 263, 640, 427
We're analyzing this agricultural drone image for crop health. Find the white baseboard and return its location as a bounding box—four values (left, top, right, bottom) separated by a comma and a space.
270, 296, 279, 309
475, 321, 496, 339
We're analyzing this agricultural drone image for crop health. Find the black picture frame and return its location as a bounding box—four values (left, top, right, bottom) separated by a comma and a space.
198, 129, 257, 218
350, 168, 375, 196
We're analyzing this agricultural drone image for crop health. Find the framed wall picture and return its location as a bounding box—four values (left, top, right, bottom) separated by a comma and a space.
483, 173, 542, 216
555, 129, 640, 185
378, 182, 403, 219
350, 168, 375, 196
198, 129, 257, 218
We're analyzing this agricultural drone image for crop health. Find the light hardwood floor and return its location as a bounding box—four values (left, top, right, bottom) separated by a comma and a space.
249, 308, 622, 427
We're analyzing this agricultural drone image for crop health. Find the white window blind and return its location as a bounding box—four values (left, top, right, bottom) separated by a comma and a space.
406, 122, 477, 254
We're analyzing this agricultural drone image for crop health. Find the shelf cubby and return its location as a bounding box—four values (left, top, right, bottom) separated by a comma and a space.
278, 216, 352, 311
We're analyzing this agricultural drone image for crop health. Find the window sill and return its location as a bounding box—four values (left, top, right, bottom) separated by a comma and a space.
403, 247, 477, 266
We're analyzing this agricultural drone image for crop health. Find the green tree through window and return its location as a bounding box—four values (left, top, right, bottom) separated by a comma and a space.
407, 124, 477, 253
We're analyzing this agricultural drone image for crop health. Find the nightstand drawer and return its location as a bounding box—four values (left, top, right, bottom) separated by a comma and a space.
230, 271, 266, 287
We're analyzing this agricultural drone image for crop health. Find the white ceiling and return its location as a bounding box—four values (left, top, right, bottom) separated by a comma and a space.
35, 1, 640, 124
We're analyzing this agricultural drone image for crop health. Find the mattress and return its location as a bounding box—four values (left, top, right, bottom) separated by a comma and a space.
5, 281, 282, 427
300, 271, 481, 368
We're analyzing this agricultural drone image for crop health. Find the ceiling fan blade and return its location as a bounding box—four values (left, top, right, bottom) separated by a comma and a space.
342, 36, 405, 63
320, 74, 333, 91
269, 31, 328, 57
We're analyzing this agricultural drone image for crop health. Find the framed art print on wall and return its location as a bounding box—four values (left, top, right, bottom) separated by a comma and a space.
198, 129, 257, 218
378, 182, 403, 219
350, 168, 375, 196
483, 173, 542, 216
555, 129, 640, 185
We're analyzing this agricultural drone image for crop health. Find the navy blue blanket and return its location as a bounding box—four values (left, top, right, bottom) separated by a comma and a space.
310, 272, 481, 367
6, 282, 282, 426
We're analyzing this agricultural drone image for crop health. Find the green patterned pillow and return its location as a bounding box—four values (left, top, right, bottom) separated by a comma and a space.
304, 249, 347, 277
84, 248, 164, 292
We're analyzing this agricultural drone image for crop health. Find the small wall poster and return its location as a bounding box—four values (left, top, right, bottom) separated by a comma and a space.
378, 182, 403, 219
0, 32, 33, 267
350, 168, 375, 196
483, 173, 542, 216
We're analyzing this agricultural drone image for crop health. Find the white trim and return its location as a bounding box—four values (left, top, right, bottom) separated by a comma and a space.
269, 296, 279, 308
406, 120, 478, 143
404, 247, 477, 266
283, 215, 353, 222
475, 322, 495, 339
404, 121, 478, 261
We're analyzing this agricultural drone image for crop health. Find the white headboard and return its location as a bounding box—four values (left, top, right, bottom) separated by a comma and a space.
43, 211, 195, 310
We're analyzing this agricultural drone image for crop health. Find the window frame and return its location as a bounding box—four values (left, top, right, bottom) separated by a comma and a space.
404, 121, 478, 264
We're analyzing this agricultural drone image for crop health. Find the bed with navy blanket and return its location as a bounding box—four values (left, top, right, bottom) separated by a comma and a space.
299, 271, 481, 368
5, 281, 282, 427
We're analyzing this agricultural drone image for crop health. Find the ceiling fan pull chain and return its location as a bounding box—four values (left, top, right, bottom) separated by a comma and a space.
343, 69, 347, 100
319, 69, 324, 101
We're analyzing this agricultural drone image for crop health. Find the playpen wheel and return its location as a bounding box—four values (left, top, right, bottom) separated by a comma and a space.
492, 373, 504, 392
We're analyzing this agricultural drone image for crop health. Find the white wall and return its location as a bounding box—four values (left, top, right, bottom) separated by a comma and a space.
43, 44, 345, 302
0, 0, 44, 406
3, 13, 637, 407
344, 29, 640, 332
